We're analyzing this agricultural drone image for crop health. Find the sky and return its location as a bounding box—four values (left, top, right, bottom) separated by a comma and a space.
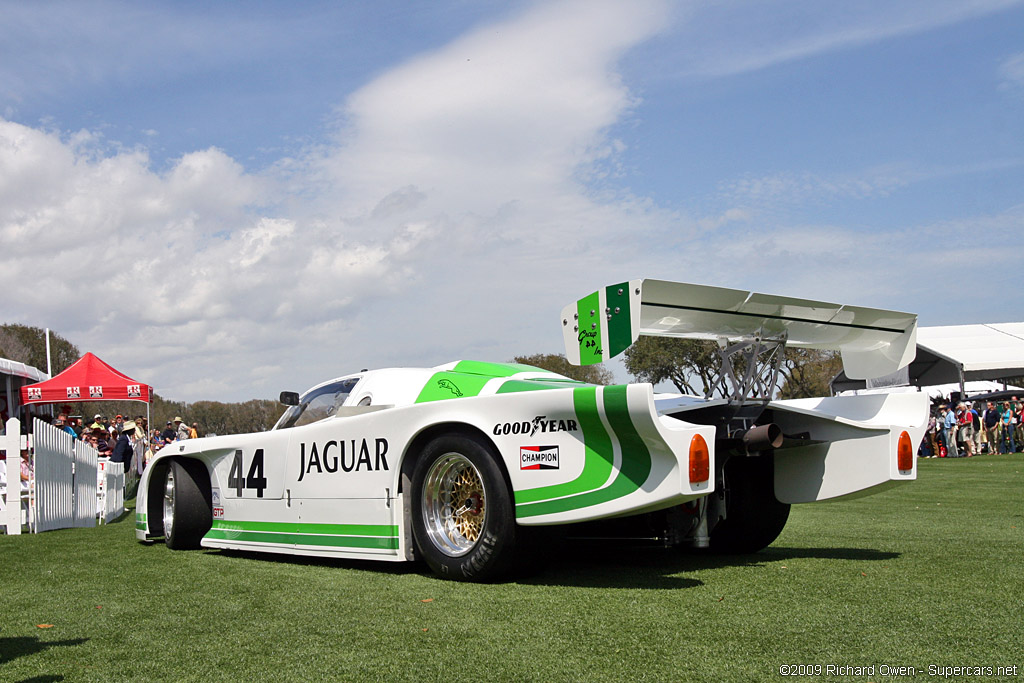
1, 0, 1023, 403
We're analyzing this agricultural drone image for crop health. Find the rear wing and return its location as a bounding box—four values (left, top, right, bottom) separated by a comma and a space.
560, 279, 917, 380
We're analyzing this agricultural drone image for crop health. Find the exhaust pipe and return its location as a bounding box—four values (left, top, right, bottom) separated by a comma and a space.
743, 423, 783, 454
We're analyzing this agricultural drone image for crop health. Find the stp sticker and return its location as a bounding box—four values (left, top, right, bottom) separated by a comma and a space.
520, 445, 559, 470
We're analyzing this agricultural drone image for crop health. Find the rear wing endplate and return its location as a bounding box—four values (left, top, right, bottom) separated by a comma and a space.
560, 279, 917, 380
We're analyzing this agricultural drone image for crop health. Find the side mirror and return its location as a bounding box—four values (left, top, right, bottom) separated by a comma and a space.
279, 391, 300, 406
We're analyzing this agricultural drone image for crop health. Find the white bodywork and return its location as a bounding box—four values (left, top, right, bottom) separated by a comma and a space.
137, 363, 717, 561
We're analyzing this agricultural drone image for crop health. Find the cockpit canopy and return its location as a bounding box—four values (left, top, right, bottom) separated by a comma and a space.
274, 377, 360, 430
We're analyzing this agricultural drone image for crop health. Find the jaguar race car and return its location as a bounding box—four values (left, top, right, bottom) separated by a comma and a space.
136, 279, 928, 581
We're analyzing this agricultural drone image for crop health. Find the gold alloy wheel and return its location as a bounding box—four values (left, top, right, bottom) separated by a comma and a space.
422, 452, 487, 557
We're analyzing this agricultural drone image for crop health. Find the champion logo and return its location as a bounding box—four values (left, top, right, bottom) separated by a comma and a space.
520, 445, 559, 470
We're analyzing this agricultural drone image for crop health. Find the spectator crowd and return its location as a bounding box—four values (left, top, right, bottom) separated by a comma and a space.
45, 410, 201, 476
921, 397, 1024, 457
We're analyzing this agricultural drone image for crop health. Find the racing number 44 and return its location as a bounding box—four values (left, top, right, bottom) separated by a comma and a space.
228, 449, 268, 498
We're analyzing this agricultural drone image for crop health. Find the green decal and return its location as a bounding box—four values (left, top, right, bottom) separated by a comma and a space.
515, 385, 651, 518
606, 282, 633, 359
514, 387, 613, 504
136, 512, 147, 531
577, 291, 603, 365
205, 520, 400, 550
415, 372, 493, 403
415, 361, 560, 403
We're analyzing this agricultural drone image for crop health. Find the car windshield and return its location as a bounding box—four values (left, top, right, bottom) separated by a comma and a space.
274, 377, 360, 430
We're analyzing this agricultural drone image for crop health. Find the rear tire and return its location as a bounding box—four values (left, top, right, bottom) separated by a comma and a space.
410, 434, 521, 581
709, 454, 790, 553
163, 458, 212, 550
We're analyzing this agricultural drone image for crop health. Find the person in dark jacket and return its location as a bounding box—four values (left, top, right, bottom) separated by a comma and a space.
160, 421, 177, 443
111, 421, 136, 474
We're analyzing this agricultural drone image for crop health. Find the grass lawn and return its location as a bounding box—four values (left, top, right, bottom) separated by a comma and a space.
2, 454, 1022, 681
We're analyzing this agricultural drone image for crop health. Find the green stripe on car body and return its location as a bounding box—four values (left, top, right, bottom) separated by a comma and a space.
451, 360, 545, 377
600, 384, 651, 491
515, 384, 652, 518
136, 512, 147, 531
205, 520, 400, 550
496, 378, 587, 394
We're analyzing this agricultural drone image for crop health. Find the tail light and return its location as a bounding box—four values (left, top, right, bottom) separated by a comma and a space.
689, 434, 710, 484
897, 431, 913, 472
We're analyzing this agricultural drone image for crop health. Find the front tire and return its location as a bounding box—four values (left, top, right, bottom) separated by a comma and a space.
163, 458, 212, 550
410, 434, 520, 581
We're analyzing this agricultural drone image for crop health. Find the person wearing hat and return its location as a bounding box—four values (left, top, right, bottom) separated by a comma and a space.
94, 427, 113, 457
110, 420, 136, 476
174, 417, 190, 441
160, 421, 177, 443
109, 414, 125, 438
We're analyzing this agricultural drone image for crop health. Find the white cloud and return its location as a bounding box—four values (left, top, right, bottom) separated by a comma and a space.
306, 0, 669, 219
719, 160, 1024, 209
1, 0, 680, 401
720, 166, 913, 208
657, 0, 1024, 80
999, 51, 1024, 92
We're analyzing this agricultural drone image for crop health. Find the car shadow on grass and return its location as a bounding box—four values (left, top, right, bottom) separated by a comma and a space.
203, 544, 899, 590
520, 541, 901, 589
0, 633, 88, 670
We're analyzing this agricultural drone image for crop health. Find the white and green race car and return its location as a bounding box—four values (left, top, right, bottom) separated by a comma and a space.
136, 280, 927, 581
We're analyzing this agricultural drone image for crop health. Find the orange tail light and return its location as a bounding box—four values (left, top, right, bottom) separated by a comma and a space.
897, 431, 914, 472
689, 434, 710, 484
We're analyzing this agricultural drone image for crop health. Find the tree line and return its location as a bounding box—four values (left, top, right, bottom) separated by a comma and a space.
516, 342, 839, 399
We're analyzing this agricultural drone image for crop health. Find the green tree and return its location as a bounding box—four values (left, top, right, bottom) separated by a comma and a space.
512, 353, 614, 385
0, 324, 80, 374
622, 337, 720, 395
777, 348, 842, 399
153, 398, 285, 437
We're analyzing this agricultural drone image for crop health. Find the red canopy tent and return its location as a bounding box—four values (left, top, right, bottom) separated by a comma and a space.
20, 352, 152, 406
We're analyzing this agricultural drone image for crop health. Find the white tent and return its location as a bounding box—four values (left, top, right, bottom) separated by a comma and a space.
916, 323, 1024, 381
837, 380, 1023, 399
1, 357, 48, 423
832, 323, 1024, 395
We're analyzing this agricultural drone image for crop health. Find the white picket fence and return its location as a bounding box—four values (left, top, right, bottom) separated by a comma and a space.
1, 417, 126, 534
1, 418, 28, 534
98, 458, 125, 524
